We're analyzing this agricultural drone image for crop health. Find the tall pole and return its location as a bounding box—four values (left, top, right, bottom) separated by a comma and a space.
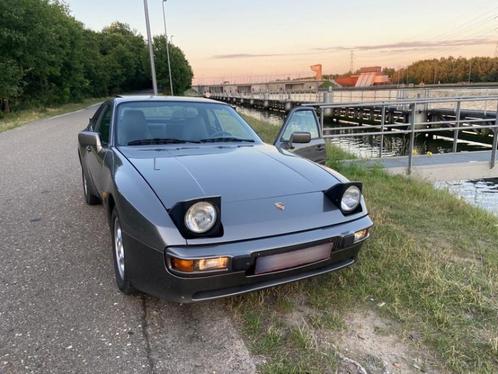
143, 0, 158, 95
468, 59, 472, 84
162, 0, 174, 95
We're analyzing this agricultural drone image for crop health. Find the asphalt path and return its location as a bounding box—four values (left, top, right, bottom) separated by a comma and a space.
0, 105, 255, 374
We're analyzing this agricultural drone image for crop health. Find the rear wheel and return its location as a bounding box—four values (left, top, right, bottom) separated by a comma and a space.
82, 169, 100, 205
111, 209, 136, 295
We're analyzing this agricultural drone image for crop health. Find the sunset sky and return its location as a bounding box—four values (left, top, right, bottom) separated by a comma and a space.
66, 0, 498, 84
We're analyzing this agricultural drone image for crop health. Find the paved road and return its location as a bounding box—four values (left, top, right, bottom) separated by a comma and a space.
0, 105, 255, 374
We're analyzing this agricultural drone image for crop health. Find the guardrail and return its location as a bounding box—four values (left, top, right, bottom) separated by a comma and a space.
303, 96, 498, 174
212, 92, 322, 103
210, 89, 498, 111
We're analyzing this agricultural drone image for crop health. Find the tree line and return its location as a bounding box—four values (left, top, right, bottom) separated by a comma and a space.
386, 57, 498, 85
0, 0, 193, 113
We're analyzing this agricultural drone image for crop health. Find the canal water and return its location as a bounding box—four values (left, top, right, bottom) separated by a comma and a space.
435, 179, 498, 216
238, 106, 498, 217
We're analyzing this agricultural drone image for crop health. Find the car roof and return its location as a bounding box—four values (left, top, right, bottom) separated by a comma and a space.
113, 95, 225, 105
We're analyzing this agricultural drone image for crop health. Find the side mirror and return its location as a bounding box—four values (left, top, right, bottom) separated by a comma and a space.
289, 132, 311, 146
79, 131, 102, 153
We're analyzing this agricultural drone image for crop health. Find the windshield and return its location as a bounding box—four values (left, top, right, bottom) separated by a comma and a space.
115, 101, 261, 146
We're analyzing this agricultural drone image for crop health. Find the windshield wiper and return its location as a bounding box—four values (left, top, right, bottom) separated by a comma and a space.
199, 137, 255, 143
127, 138, 199, 146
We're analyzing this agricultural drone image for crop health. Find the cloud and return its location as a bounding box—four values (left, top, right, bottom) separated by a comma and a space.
212, 50, 313, 59
314, 38, 495, 52
212, 53, 287, 59
210, 38, 495, 60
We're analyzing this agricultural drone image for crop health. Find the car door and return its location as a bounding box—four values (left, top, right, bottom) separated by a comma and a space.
85, 102, 113, 193
274, 107, 326, 164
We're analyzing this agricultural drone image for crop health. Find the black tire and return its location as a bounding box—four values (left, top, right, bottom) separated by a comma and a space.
111, 208, 136, 295
82, 169, 100, 205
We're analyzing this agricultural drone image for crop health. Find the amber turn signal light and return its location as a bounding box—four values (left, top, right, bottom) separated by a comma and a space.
170, 256, 230, 273
171, 258, 194, 272
354, 229, 369, 242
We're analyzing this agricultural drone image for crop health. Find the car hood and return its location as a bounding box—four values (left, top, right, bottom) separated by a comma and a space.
118, 144, 339, 209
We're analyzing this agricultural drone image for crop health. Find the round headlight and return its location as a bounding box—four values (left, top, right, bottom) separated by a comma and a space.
341, 186, 361, 212
184, 202, 217, 234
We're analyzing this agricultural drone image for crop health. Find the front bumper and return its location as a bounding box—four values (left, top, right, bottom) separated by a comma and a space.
124, 215, 372, 303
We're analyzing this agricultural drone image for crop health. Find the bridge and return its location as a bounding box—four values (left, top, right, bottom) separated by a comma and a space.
207, 87, 498, 181
205, 83, 498, 112
316, 96, 498, 181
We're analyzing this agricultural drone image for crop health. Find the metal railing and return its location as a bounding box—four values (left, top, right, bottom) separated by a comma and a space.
209, 88, 498, 112
303, 96, 498, 174
211, 91, 322, 103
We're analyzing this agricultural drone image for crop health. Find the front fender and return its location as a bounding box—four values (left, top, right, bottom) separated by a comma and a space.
112, 148, 186, 250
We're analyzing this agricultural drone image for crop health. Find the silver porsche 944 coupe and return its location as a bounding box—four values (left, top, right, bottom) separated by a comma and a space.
78, 96, 372, 302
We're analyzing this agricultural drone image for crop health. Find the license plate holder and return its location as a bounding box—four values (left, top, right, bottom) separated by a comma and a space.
254, 243, 332, 275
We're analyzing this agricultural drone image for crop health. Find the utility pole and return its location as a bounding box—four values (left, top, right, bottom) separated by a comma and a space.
143, 0, 158, 95
162, 0, 174, 95
495, 18, 498, 57
468, 59, 472, 84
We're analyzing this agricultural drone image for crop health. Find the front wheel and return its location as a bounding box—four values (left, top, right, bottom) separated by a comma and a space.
111, 209, 136, 295
82, 169, 100, 205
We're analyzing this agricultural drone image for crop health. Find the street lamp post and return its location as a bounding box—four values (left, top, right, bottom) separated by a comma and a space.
468, 59, 473, 84
143, 0, 158, 95
162, 0, 174, 95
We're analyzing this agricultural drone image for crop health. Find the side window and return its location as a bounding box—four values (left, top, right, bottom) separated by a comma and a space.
89, 105, 104, 130
95, 104, 112, 145
281, 110, 319, 141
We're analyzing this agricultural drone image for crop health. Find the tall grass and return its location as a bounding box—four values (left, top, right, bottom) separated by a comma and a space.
231, 113, 498, 372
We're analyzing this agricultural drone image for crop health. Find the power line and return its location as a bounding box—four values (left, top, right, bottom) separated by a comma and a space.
404, 5, 498, 45
196, 6, 498, 83
328, 8, 497, 67
359, 6, 497, 63
495, 16, 498, 57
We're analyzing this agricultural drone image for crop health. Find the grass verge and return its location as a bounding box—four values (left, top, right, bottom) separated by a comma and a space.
233, 113, 498, 372
241, 114, 280, 144
0, 97, 106, 133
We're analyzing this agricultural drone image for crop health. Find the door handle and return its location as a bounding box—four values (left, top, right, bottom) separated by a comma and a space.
316, 144, 325, 150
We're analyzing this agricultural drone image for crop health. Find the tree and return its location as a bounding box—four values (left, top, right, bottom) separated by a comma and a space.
100, 22, 148, 94
153, 35, 194, 95
0, 1, 194, 112
387, 57, 498, 85
0, 60, 23, 112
